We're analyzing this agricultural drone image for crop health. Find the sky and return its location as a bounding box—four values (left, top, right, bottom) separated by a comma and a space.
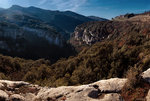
0, 0, 150, 19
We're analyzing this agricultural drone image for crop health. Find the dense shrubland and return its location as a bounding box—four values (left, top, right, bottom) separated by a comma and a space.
0, 28, 150, 87
1, 15, 150, 87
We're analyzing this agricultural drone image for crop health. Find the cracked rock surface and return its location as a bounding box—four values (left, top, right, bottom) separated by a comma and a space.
0, 68, 150, 101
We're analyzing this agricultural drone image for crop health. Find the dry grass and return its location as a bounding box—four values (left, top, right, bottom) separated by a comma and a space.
124, 66, 142, 90
121, 66, 150, 101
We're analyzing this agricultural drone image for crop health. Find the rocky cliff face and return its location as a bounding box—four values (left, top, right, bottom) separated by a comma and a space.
1, 5, 107, 61
71, 21, 131, 46
0, 21, 67, 61
70, 14, 150, 49
0, 13, 76, 62
0, 68, 149, 101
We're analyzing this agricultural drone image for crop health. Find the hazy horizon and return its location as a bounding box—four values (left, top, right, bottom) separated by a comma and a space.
0, 0, 150, 19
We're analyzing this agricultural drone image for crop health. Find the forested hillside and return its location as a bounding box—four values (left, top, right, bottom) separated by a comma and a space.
1, 13, 150, 87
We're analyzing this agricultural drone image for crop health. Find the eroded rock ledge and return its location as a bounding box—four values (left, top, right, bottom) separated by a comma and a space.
0, 68, 150, 101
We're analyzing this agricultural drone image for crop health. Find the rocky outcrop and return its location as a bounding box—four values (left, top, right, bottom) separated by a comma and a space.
72, 21, 111, 45
70, 13, 150, 48
0, 68, 149, 101
0, 21, 76, 62
70, 20, 132, 46
0, 78, 126, 101
10, 94, 25, 101
34, 78, 126, 101
0, 90, 9, 100
142, 68, 150, 83
146, 90, 150, 101
92, 78, 127, 93
113, 13, 135, 21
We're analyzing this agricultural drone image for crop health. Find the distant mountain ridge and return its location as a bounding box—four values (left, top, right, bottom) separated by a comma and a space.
5, 5, 107, 39
0, 5, 107, 61
88, 16, 108, 21
0, 5, 92, 61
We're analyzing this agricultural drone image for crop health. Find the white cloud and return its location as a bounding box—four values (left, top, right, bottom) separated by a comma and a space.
0, 0, 10, 8
38, 0, 48, 5
38, 0, 87, 11
0, 0, 87, 11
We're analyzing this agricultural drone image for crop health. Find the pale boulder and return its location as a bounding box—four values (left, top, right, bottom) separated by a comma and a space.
91, 78, 127, 92
0, 90, 9, 101
10, 94, 25, 101
146, 90, 150, 101
142, 68, 150, 83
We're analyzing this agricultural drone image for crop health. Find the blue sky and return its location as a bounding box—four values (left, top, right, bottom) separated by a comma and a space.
0, 0, 150, 19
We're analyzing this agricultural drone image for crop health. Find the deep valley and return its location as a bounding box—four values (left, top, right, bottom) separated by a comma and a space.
0, 4, 150, 101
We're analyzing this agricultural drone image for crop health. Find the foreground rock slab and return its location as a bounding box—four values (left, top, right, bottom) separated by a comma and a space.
146, 90, 150, 101
0, 78, 126, 101
0, 68, 150, 101
142, 68, 150, 83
